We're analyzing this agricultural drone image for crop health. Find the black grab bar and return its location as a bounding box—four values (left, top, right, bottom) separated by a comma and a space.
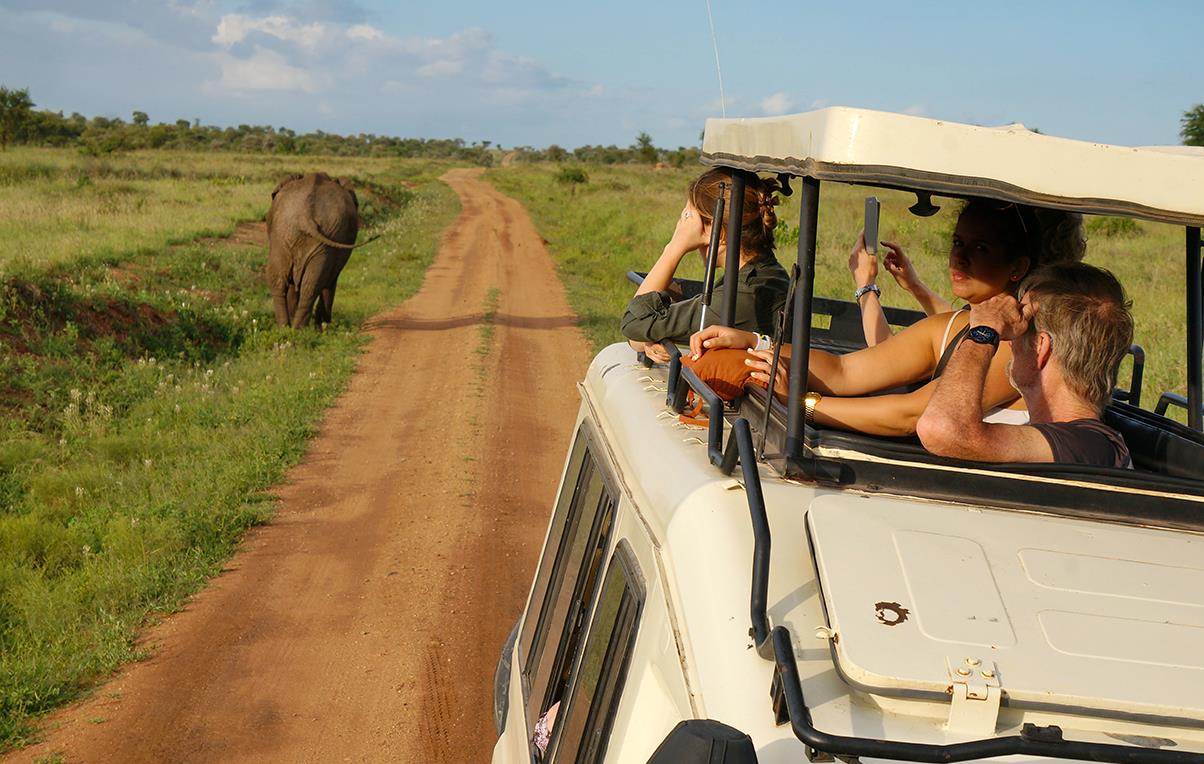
723, 418, 773, 659
770, 627, 1199, 763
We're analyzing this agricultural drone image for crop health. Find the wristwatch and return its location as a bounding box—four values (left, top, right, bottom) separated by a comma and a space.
965, 325, 1001, 350
804, 391, 822, 427
853, 283, 881, 302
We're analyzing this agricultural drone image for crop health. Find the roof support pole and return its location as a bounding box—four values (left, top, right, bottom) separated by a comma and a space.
785, 177, 820, 459
1187, 226, 1203, 430
721, 172, 746, 327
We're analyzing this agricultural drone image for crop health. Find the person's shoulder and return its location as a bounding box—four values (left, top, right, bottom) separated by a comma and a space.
908, 309, 969, 336
743, 252, 789, 283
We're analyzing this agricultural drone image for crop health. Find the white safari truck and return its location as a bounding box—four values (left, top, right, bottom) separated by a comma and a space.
491, 108, 1204, 763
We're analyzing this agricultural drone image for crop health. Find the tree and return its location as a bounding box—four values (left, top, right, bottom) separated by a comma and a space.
132, 110, 149, 126
633, 131, 658, 164
1182, 104, 1204, 147
0, 86, 33, 150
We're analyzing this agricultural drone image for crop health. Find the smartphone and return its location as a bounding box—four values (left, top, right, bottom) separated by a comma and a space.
864, 196, 881, 256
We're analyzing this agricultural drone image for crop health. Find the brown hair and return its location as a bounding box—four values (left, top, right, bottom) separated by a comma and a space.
688, 168, 782, 257
959, 200, 1086, 272
1019, 263, 1134, 412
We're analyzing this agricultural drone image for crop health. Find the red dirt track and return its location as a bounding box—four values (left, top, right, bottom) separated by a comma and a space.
9, 169, 592, 763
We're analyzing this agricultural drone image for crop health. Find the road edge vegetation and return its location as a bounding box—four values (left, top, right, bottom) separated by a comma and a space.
0, 151, 460, 749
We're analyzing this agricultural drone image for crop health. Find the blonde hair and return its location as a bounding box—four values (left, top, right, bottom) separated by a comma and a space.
1019, 263, 1133, 412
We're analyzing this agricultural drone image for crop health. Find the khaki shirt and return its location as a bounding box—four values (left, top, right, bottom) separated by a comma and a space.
620, 254, 790, 344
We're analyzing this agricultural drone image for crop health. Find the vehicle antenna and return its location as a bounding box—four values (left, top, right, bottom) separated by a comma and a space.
705, 0, 726, 118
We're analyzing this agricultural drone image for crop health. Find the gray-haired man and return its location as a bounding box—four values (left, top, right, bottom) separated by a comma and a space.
917, 262, 1133, 467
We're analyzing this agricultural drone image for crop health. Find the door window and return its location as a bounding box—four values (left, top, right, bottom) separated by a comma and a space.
519, 426, 617, 736
548, 546, 643, 763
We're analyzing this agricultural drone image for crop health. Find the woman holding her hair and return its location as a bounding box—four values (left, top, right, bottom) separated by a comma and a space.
621, 169, 790, 363
691, 199, 1084, 437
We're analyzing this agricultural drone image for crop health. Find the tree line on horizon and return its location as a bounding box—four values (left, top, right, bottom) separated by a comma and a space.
0, 86, 701, 167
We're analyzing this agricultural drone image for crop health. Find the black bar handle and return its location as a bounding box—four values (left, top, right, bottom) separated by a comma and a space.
771, 626, 1197, 762
1186, 226, 1202, 430
722, 173, 746, 327
1113, 344, 1145, 407
728, 418, 773, 659
786, 178, 820, 459
1155, 391, 1204, 421
677, 366, 725, 465
701, 184, 725, 313
662, 340, 684, 408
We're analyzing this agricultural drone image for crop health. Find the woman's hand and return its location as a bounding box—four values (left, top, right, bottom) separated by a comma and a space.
666, 204, 710, 258
848, 230, 878, 288
689, 325, 757, 359
882, 241, 953, 317
643, 342, 672, 364
635, 204, 710, 297
745, 348, 790, 398
881, 241, 922, 293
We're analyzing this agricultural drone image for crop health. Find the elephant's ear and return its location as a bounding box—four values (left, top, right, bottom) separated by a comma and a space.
271, 173, 304, 200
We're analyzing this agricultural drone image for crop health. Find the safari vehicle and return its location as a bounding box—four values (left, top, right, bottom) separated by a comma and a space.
491, 107, 1204, 763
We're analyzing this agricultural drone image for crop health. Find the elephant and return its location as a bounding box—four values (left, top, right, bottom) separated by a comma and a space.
266, 172, 375, 329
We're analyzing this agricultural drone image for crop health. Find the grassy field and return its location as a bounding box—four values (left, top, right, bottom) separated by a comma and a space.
0, 148, 460, 747
488, 163, 1190, 419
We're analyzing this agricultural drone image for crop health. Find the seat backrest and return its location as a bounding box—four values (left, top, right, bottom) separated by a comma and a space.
811, 297, 926, 351
1104, 401, 1204, 479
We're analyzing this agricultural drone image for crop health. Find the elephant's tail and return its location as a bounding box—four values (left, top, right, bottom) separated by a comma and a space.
301, 218, 380, 250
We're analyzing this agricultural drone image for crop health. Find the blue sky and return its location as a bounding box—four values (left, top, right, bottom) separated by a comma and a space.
0, 0, 1199, 149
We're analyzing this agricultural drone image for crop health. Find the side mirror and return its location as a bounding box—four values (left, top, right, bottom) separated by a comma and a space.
647, 719, 758, 763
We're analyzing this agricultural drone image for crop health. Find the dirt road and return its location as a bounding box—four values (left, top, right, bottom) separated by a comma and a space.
10, 169, 592, 763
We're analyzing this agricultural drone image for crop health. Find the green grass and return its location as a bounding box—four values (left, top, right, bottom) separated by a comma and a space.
488, 163, 1191, 421
0, 149, 460, 748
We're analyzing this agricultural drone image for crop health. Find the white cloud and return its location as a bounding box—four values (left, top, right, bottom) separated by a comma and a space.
347, 24, 381, 41
213, 14, 326, 50
205, 45, 316, 94
416, 59, 463, 78
903, 104, 927, 116
761, 92, 792, 116
809, 98, 830, 110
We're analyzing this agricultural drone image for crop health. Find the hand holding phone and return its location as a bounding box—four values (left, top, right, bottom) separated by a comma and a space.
864, 196, 881, 256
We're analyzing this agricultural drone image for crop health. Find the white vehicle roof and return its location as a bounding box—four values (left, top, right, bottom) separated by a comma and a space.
702, 106, 1204, 227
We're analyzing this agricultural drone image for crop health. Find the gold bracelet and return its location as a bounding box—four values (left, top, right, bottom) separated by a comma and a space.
804, 391, 822, 427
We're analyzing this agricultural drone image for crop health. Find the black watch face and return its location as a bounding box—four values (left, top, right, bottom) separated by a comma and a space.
968, 325, 1000, 346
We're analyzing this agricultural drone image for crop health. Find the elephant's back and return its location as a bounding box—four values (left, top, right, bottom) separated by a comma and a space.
269, 173, 358, 245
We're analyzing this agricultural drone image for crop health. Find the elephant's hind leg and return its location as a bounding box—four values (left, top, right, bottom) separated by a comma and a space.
315, 286, 336, 328
285, 281, 300, 325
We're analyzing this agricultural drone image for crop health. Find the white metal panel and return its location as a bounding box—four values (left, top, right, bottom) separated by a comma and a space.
808, 495, 1204, 722
702, 107, 1204, 225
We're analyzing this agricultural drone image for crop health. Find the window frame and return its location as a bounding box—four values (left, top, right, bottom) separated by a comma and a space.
517, 422, 620, 736
547, 540, 645, 764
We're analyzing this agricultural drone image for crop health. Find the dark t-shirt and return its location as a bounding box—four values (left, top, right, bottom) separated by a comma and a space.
1030, 418, 1132, 468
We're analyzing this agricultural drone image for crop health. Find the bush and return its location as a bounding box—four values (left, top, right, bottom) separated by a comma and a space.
1086, 216, 1141, 238
556, 166, 589, 185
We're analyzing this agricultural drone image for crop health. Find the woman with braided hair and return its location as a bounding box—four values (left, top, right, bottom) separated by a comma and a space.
621, 168, 790, 363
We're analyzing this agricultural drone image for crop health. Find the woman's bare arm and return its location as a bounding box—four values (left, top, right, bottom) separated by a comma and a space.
811, 341, 1020, 436
635, 205, 708, 296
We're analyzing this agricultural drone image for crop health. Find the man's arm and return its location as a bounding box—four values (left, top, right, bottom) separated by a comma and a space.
917, 296, 1053, 463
